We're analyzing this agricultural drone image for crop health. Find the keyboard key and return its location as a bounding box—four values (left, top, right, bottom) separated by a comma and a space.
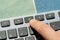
15, 38, 24, 40
45, 13, 55, 20
35, 15, 44, 21
29, 27, 34, 35
0, 31, 7, 40
50, 21, 60, 31
18, 27, 28, 37
24, 16, 33, 23
1, 20, 10, 27
29, 26, 45, 40
35, 34, 45, 40
7, 29, 17, 39
14, 18, 23, 25
30, 28, 44, 40
58, 12, 60, 17
25, 36, 35, 40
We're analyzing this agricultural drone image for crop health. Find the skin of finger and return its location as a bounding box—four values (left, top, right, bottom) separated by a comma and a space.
29, 19, 58, 40
56, 30, 60, 37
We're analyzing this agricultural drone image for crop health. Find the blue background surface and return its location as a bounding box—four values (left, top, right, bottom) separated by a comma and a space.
34, 0, 60, 13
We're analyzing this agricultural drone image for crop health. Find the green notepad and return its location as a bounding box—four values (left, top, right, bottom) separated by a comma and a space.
0, 0, 36, 19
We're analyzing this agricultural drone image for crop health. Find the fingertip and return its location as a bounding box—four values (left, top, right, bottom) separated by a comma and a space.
29, 19, 37, 25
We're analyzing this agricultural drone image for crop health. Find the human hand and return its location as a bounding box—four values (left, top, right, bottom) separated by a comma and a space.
29, 19, 60, 40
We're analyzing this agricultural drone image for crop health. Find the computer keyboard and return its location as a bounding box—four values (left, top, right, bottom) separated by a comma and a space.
0, 10, 60, 40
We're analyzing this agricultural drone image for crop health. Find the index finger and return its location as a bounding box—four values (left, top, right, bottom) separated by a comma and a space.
29, 19, 57, 40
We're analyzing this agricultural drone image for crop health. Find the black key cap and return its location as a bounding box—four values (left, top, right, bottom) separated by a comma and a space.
18, 27, 28, 37
45, 13, 55, 20
24, 16, 33, 23
1, 20, 10, 27
7, 29, 17, 39
29, 27, 34, 35
0, 31, 7, 40
25, 36, 35, 40
35, 34, 45, 40
14, 18, 23, 25
50, 21, 60, 31
35, 15, 44, 21
29, 26, 45, 40
58, 12, 60, 17
15, 38, 24, 40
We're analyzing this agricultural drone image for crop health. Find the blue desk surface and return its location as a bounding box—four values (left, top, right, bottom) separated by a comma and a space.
34, 0, 60, 13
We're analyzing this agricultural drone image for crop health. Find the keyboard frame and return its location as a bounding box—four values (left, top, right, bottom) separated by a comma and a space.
0, 10, 60, 40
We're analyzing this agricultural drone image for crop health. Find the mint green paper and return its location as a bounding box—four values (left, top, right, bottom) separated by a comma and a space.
0, 0, 35, 19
